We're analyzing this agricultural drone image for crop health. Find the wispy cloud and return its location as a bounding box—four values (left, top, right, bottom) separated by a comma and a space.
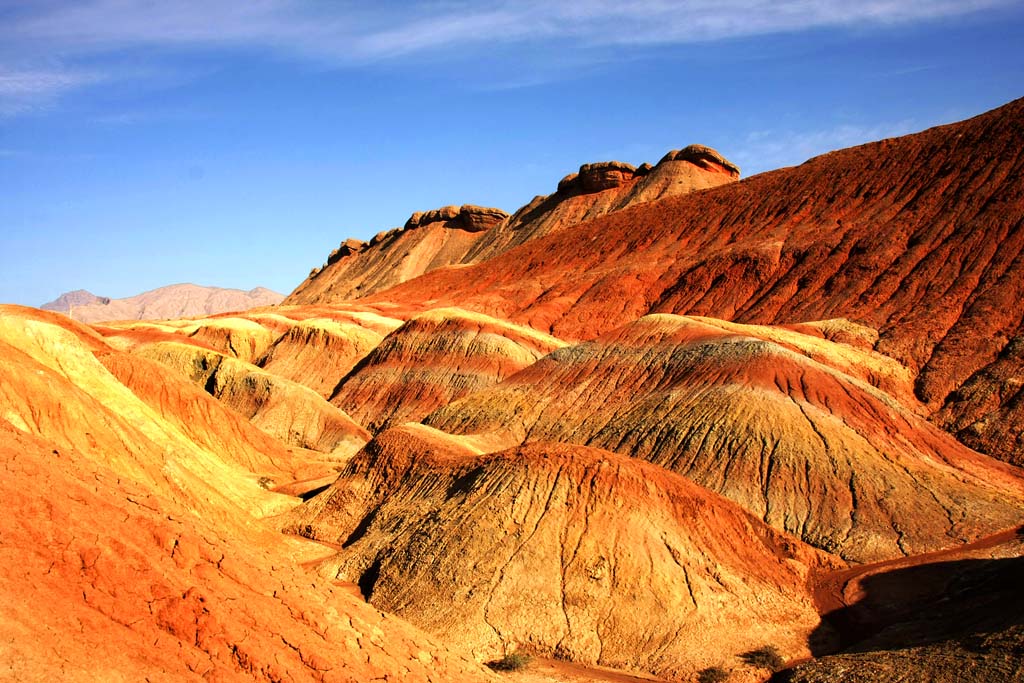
734, 120, 920, 175
11, 1, 1014, 57
0, 66, 106, 116
0, 0, 1016, 114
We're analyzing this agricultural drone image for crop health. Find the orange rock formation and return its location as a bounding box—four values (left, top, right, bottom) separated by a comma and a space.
5, 99, 1024, 682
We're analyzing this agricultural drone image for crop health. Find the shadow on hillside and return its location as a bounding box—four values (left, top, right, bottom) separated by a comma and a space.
804, 531, 1024, 663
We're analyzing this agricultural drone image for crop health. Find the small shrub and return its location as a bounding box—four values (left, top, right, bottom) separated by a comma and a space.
485, 652, 532, 672
257, 476, 274, 490
740, 645, 785, 672
698, 665, 730, 683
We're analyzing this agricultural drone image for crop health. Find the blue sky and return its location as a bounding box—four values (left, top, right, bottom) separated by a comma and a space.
2, 1, 1023, 307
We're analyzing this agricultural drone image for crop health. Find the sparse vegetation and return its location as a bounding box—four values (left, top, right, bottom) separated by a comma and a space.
740, 645, 785, 671
257, 476, 274, 489
698, 665, 730, 682
485, 652, 532, 672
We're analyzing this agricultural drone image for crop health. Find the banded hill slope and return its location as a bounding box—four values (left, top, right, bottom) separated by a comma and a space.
423, 314, 1024, 563
285, 426, 839, 679
293, 98, 1024, 466
41, 283, 284, 323
0, 305, 495, 682
4, 99, 1024, 682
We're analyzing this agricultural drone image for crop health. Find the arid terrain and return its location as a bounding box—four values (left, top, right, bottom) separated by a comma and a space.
3, 99, 1024, 682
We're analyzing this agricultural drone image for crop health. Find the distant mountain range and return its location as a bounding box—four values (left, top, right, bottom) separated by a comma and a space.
40, 283, 284, 323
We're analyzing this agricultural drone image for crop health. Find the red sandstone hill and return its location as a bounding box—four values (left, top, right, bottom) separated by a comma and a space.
0, 304, 495, 681
288, 145, 739, 304
297, 98, 1024, 466
6, 99, 1024, 683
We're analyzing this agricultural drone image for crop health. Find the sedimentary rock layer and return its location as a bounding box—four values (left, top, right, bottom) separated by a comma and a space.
425, 314, 1024, 563
330, 308, 565, 432
286, 425, 838, 678
287, 146, 739, 304
135, 340, 369, 457
357, 99, 1024, 465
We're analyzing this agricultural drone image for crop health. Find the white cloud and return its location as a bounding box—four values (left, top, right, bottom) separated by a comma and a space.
8, 0, 1016, 59
0, 66, 105, 116
0, 0, 1015, 113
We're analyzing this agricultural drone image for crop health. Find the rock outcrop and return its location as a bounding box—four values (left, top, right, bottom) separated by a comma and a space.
557, 161, 638, 194
285, 145, 739, 304
326, 237, 367, 266
405, 204, 509, 232
662, 144, 741, 176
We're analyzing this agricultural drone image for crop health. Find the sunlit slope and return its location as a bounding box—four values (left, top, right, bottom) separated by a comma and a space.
425, 315, 1024, 563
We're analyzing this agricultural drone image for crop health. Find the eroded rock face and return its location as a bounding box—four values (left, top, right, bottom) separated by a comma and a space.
330, 307, 564, 433
405, 204, 509, 232
0, 304, 493, 682
424, 315, 1024, 563
361, 99, 1024, 464
286, 426, 838, 678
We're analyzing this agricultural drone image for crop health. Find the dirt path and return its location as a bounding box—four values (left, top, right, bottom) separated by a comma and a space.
811, 524, 1024, 616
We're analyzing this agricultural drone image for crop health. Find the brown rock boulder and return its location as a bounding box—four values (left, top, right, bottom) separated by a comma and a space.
660, 144, 741, 177
558, 161, 637, 194
454, 204, 509, 232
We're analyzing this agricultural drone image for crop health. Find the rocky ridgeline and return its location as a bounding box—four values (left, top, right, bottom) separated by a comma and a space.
298, 144, 740, 299
317, 205, 510, 274
553, 145, 739, 197
405, 204, 509, 232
